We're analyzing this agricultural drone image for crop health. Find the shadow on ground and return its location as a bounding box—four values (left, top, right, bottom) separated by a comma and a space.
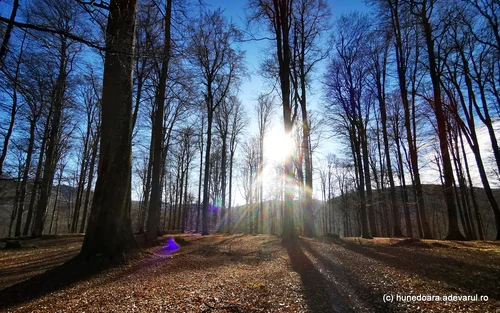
284, 239, 396, 313
0, 255, 113, 310
0, 234, 269, 311
331, 238, 500, 301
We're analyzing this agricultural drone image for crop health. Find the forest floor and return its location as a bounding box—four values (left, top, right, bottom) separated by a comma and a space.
0, 234, 499, 312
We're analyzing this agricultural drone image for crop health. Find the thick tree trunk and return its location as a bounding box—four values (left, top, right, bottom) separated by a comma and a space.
79, 0, 138, 260
272, 0, 296, 241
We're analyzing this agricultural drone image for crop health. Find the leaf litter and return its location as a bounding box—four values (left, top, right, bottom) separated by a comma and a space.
0, 234, 499, 312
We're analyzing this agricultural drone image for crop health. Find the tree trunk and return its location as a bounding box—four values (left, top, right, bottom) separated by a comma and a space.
459, 129, 484, 240
139, 126, 154, 233
395, 132, 413, 238
219, 133, 228, 233
14, 120, 36, 237
228, 147, 235, 233
201, 108, 213, 235
145, 0, 172, 245
49, 173, 62, 235
273, 0, 296, 241
32, 37, 68, 237
0, 72, 18, 176
374, 47, 403, 237
79, 0, 138, 260
418, 8, 464, 240
0, 0, 19, 61
391, 1, 432, 239
196, 116, 204, 233
352, 126, 371, 239
361, 125, 377, 237
79, 125, 100, 233
71, 129, 91, 233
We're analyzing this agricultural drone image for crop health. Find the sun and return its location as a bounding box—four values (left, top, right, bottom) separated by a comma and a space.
264, 128, 294, 164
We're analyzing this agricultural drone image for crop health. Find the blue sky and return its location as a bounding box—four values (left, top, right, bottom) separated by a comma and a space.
0, 0, 371, 204
200, 0, 371, 203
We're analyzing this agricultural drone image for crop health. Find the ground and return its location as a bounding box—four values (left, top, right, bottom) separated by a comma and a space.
0, 235, 499, 312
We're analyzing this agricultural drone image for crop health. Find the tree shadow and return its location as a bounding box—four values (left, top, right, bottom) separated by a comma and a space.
0, 249, 79, 289
0, 235, 274, 310
284, 240, 396, 313
333, 239, 500, 301
0, 254, 114, 310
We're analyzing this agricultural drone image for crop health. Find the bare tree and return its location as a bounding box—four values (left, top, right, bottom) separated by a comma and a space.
187, 9, 245, 236
289, 0, 331, 238
146, 0, 172, 246
408, 0, 465, 240
248, 0, 298, 241
255, 93, 275, 233
227, 98, 246, 233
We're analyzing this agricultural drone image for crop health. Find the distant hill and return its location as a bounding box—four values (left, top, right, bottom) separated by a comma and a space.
1, 178, 499, 239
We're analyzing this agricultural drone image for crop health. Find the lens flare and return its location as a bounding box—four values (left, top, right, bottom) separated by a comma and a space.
164, 237, 180, 252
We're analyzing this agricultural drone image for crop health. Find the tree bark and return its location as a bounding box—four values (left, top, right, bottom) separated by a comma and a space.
390, 0, 432, 239
79, 125, 100, 233
79, 0, 138, 260
32, 37, 68, 237
416, 4, 464, 240
0, 0, 19, 62
14, 120, 36, 237
145, 0, 172, 245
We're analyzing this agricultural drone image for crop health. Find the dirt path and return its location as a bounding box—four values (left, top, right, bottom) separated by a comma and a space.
0, 235, 499, 312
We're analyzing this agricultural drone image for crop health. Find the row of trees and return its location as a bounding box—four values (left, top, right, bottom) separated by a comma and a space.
0, 0, 297, 254
1, 0, 499, 259
320, 0, 499, 240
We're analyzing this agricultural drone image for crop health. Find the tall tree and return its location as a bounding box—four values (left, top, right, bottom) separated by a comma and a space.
374, 0, 433, 238
255, 93, 274, 234
32, 0, 83, 237
187, 9, 244, 236
323, 13, 374, 239
145, 0, 172, 246
290, 0, 331, 238
227, 98, 246, 233
409, 0, 465, 240
249, 0, 298, 241
79, 0, 138, 260
367, 29, 404, 237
